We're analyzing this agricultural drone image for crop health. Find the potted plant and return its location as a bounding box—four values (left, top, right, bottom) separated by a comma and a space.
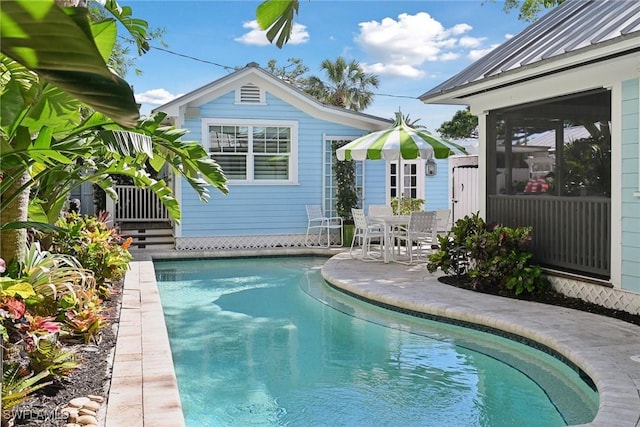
333, 142, 358, 246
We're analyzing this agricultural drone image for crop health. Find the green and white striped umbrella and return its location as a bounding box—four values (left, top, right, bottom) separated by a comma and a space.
336, 112, 467, 161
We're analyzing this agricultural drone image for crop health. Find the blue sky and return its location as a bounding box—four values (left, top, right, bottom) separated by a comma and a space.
125, 1, 534, 132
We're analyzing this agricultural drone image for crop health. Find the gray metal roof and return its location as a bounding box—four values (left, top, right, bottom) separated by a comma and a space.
420, 0, 640, 103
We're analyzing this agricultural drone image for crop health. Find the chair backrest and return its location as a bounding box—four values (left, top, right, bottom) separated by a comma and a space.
435, 209, 451, 232
351, 208, 368, 229
409, 211, 437, 233
368, 205, 393, 217
306, 205, 325, 221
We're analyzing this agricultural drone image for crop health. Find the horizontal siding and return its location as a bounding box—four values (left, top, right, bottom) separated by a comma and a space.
180, 91, 380, 237
425, 159, 450, 210
621, 77, 640, 292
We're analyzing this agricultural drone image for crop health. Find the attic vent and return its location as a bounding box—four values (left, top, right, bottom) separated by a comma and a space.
239, 84, 262, 103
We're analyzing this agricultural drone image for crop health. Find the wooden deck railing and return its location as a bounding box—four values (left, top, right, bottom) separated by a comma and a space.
111, 185, 171, 223
488, 195, 610, 278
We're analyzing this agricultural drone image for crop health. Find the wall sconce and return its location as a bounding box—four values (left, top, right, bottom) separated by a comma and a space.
426, 159, 437, 176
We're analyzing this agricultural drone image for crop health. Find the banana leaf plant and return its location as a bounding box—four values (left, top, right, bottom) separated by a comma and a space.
0, 1, 228, 264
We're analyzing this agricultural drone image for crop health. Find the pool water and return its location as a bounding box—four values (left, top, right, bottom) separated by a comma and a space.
155, 257, 598, 427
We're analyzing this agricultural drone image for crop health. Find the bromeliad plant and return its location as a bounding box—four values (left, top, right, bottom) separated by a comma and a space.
427, 213, 549, 295
50, 212, 132, 291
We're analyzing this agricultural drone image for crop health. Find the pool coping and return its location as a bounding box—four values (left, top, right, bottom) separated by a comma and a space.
105, 249, 640, 427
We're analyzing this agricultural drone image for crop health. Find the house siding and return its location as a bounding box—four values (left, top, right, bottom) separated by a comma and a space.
179, 91, 375, 238
425, 159, 450, 211
621, 78, 640, 292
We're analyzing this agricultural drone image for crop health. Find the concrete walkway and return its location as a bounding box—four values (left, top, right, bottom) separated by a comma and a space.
105, 250, 640, 427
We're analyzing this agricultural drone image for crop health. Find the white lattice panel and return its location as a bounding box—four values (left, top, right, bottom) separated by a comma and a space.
548, 276, 640, 315
176, 234, 341, 251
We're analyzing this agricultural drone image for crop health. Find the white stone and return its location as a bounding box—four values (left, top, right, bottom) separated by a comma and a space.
68, 397, 90, 408
76, 414, 98, 425
78, 408, 97, 417
82, 400, 101, 412
88, 394, 105, 403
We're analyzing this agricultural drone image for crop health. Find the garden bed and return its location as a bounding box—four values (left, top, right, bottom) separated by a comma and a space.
10, 279, 123, 427
440, 275, 640, 326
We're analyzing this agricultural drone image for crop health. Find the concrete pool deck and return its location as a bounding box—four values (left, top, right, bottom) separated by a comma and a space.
105, 250, 640, 427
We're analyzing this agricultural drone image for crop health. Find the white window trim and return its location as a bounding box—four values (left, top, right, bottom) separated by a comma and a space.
323, 135, 365, 217
202, 118, 298, 185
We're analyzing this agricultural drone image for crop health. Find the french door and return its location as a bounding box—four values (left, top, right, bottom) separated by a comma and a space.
388, 160, 424, 201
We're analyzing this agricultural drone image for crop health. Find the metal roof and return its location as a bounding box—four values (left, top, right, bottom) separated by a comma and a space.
420, 0, 640, 103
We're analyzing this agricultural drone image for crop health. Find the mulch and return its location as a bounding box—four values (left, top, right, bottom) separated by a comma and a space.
11, 279, 123, 427
439, 275, 640, 327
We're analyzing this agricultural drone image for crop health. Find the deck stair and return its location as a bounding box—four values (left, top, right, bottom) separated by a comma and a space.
118, 221, 174, 250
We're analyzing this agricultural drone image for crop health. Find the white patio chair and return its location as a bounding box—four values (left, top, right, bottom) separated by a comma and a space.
305, 205, 343, 248
435, 209, 452, 241
395, 211, 437, 264
368, 205, 393, 217
368, 204, 403, 257
350, 208, 384, 261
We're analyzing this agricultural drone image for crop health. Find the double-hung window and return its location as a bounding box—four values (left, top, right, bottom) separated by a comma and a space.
204, 119, 297, 183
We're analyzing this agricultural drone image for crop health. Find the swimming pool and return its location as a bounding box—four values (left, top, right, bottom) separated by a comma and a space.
155, 256, 598, 427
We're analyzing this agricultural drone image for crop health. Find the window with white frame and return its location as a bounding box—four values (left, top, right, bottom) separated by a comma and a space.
205, 119, 297, 183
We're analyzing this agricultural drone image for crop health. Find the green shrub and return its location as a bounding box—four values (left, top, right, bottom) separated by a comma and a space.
51, 213, 132, 288
427, 213, 549, 295
390, 197, 425, 215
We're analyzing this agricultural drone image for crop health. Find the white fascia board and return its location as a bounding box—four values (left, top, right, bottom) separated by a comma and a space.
424, 37, 640, 106
466, 52, 640, 114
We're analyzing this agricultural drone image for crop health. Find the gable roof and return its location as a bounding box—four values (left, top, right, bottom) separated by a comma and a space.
420, 0, 640, 104
153, 62, 392, 130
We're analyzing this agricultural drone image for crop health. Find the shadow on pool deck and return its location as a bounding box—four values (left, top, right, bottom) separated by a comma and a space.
106, 249, 640, 427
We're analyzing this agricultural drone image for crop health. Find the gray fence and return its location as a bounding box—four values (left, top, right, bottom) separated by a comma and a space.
488, 195, 610, 277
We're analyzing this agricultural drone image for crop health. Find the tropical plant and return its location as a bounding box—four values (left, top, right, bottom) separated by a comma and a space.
21, 242, 93, 302
0, 1, 228, 266
427, 213, 549, 295
27, 335, 78, 378
332, 141, 358, 223
50, 213, 131, 288
63, 288, 107, 344
1, 365, 53, 423
303, 57, 379, 111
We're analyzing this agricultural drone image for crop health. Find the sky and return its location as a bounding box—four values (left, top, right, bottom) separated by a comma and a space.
124, 0, 534, 133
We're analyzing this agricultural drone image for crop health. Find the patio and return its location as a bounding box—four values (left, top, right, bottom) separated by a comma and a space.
106, 249, 640, 427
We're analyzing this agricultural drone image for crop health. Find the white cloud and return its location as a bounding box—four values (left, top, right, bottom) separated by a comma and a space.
439, 52, 460, 61
459, 36, 484, 48
362, 62, 425, 79
355, 12, 475, 79
355, 12, 512, 79
467, 44, 500, 60
135, 88, 181, 105
234, 20, 309, 46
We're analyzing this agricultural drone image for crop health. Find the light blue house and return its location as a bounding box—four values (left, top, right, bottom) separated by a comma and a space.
420, 0, 640, 314
151, 62, 429, 250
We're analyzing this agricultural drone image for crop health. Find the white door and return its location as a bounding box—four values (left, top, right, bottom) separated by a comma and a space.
388, 160, 424, 201
451, 164, 478, 222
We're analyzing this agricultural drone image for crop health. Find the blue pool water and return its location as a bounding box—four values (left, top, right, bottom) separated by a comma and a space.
155, 257, 598, 427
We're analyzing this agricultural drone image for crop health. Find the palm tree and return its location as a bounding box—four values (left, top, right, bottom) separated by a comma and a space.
303, 57, 379, 112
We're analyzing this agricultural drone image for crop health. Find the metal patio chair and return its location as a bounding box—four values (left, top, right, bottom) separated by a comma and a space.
305, 205, 343, 248
350, 208, 384, 261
